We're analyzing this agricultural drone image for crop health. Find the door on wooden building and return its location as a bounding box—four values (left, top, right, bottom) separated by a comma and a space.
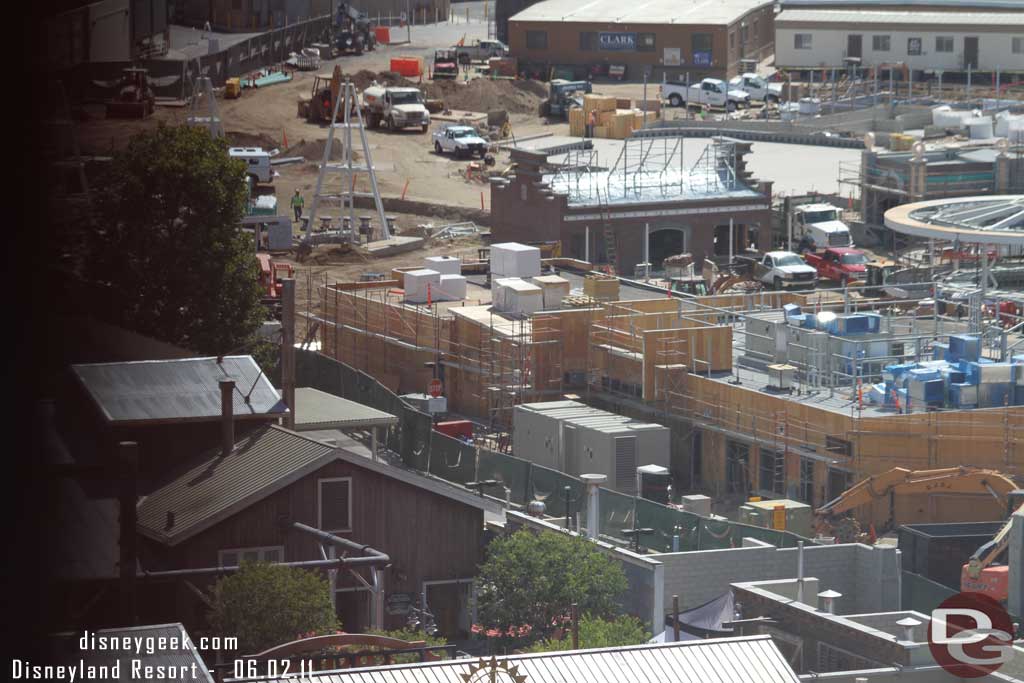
426, 581, 473, 639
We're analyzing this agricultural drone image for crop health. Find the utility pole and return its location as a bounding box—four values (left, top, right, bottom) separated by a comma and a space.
282, 278, 296, 429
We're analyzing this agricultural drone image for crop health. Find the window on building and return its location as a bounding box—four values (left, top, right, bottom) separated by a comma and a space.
526, 30, 548, 50
825, 435, 852, 459
638, 33, 656, 51
759, 448, 784, 495
580, 31, 597, 51
799, 458, 815, 504
729, 32, 735, 50
1013, 37, 1024, 54
907, 37, 922, 56
827, 468, 853, 504
692, 33, 713, 66
218, 546, 284, 567
318, 477, 352, 532
753, 20, 759, 41
872, 35, 890, 52
935, 36, 954, 53
794, 34, 812, 50
740, 24, 748, 44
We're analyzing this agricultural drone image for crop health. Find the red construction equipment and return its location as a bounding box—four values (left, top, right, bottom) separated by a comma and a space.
257, 253, 295, 299
105, 67, 155, 119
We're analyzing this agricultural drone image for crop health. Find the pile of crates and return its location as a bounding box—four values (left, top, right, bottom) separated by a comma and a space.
568, 94, 659, 139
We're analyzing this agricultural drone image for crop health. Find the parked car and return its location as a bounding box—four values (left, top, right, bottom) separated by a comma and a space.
433, 124, 488, 158
750, 251, 818, 290
661, 78, 750, 110
453, 39, 508, 64
804, 248, 869, 285
728, 73, 782, 102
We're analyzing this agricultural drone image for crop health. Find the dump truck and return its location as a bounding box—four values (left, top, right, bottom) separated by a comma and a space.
793, 203, 854, 249
362, 85, 430, 132
661, 78, 750, 110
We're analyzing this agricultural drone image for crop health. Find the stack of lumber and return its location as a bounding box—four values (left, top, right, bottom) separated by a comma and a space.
583, 274, 620, 301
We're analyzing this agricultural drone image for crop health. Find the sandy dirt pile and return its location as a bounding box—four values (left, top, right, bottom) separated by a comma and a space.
338, 70, 546, 114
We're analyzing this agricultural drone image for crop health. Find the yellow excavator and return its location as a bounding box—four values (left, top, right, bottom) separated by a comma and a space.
815, 466, 1021, 543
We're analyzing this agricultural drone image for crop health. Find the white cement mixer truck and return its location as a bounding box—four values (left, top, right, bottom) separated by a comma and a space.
362, 84, 430, 132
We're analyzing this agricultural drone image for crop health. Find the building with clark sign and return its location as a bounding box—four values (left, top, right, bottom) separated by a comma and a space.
506, 0, 775, 81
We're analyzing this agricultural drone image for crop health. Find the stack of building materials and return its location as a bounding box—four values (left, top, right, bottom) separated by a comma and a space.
512, 400, 670, 494
583, 94, 617, 118
569, 107, 586, 136
403, 268, 441, 304
583, 274, 619, 301
424, 255, 461, 275
493, 277, 543, 314
437, 274, 467, 300
491, 242, 541, 280
488, 56, 517, 77
967, 118, 994, 140
532, 274, 571, 309
932, 105, 980, 130
404, 267, 465, 303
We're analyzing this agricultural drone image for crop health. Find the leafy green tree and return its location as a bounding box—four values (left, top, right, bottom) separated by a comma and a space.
523, 613, 650, 652
475, 530, 627, 646
86, 125, 266, 355
522, 614, 650, 652
208, 562, 338, 654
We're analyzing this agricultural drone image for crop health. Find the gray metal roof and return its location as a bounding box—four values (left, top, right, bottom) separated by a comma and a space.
780, 0, 1022, 8
776, 9, 1024, 25
233, 636, 799, 683
511, 0, 772, 25
72, 356, 287, 425
80, 623, 214, 682
137, 425, 337, 545
294, 387, 398, 431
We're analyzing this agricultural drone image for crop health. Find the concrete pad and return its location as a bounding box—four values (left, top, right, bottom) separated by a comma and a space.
363, 235, 425, 257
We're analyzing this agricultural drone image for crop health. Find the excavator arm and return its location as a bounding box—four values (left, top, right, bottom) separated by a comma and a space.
815, 466, 1018, 534
966, 517, 1014, 578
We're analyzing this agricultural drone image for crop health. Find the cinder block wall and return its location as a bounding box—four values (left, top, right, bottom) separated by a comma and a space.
652, 540, 899, 615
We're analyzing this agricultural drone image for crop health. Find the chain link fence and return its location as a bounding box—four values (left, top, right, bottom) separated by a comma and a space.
292, 350, 814, 550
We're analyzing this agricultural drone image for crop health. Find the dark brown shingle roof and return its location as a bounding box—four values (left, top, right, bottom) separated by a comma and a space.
137, 426, 336, 545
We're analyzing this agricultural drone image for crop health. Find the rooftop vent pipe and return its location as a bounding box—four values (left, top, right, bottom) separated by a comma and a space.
220, 379, 235, 458
581, 473, 606, 539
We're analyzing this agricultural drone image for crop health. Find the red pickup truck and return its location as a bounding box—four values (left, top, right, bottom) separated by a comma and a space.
803, 248, 868, 285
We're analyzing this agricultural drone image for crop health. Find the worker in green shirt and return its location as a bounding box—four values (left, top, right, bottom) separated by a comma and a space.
291, 190, 305, 222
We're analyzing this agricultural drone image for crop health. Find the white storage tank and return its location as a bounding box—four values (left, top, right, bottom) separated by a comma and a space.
404, 269, 441, 304
424, 255, 461, 275
491, 242, 541, 279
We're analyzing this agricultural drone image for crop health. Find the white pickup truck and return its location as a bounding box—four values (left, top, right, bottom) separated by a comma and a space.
661, 78, 750, 110
453, 39, 508, 64
728, 73, 782, 102
751, 251, 818, 291
433, 124, 488, 158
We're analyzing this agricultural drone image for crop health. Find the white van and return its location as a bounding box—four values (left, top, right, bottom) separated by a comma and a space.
794, 204, 853, 248
229, 147, 275, 184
